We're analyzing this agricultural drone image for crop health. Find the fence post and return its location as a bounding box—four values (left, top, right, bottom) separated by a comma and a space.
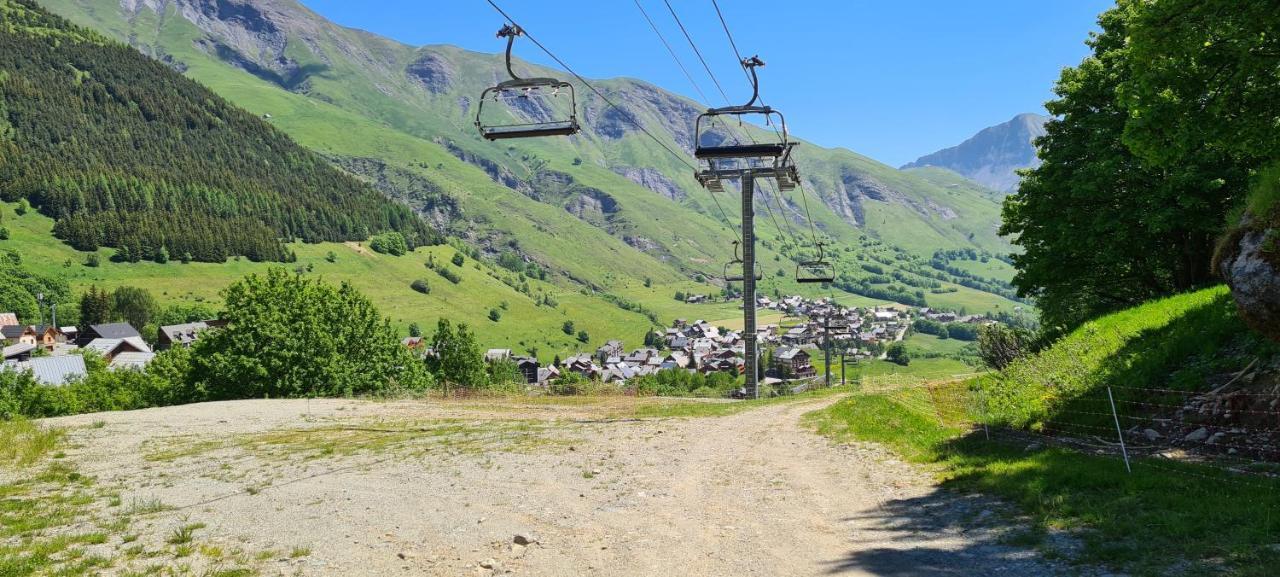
1106, 386, 1132, 474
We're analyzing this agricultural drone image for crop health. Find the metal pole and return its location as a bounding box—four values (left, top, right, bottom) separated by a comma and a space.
1106, 386, 1132, 473
823, 315, 831, 388
741, 174, 758, 400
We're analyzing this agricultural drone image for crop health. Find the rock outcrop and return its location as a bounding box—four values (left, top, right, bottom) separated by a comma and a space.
1217, 215, 1280, 341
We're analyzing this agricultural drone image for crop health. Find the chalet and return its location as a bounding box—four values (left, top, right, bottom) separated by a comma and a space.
624, 348, 658, 364
484, 349, 513, 363
562, 354, 600, 379
1, 325, 64, 352
157, 321, 222, 350
0, 313, 18, 327
596, 340, 624, 363
513, 356, 539, 384
83, 337, 151, 363
774, 347, 816, 379
79, 323, 141, 346
536, 365, 561, 385
782, 326, 813, 345
685, 294, 708, 304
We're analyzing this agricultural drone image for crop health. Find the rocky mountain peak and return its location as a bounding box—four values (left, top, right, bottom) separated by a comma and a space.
902, 113, 1049, 193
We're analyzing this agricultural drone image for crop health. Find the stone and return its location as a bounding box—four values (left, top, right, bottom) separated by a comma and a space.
513, 533, 538, 546
1207, 432, 1227, 445
1142, 429, 1162, 441
1217, 216, 1280, 342
1184, 427, 1210, 443
1024, 442, 1043, 452
479, 558, 499, 570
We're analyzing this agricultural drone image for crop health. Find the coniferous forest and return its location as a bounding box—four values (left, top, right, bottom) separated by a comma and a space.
0, 0, 435, 263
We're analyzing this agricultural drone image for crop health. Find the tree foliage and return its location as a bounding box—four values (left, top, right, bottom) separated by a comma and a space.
428, 318, 485, 392
0, 1, 432, 263
188, 268, 431, 399
1001, 4, 1249, 331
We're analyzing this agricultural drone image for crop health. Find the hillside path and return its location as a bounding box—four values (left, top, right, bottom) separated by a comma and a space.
48, 397, 1088, 576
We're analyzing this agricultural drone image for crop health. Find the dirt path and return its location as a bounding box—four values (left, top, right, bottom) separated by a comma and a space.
43, 397, 1087, 576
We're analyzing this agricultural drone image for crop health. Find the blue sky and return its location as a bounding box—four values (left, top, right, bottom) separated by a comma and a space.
300, 0, 1112, 167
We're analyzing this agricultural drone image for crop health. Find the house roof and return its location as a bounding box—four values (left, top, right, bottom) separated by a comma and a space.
23, 356, 87, 386
84, 337, 152, 356
89, 323, 141, 339
0, 313, 18, 327
159, 322, 211, 345
1, 325, 27, 338
110, 352, 156, 371
484, 349, 512, 362
2, 343, 35, 359
776, 347, 809, 361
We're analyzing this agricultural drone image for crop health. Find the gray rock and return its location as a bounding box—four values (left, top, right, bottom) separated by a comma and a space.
1142, 429, 1162, 441
1184, 427, 1210, 443
513, 533, 538, 546
1207, 432, 1227, 445
1217, 217, 1280, 342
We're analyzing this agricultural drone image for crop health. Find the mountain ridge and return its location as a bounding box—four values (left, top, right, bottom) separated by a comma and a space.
903, 113, 1048, 193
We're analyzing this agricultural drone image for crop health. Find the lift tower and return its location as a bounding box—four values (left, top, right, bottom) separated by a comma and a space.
692, 56, 799, 399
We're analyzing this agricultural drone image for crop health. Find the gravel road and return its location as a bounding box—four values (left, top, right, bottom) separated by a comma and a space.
44, 396, 1090, 576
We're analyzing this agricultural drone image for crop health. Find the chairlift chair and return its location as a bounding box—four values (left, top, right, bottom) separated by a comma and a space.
796, 242, 836, 284
724, 241, 763, 283
693, 56, 797, 191
475, 25, 580, 141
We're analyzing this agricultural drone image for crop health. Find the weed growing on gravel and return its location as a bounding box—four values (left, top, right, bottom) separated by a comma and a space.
0, 419, 64, 466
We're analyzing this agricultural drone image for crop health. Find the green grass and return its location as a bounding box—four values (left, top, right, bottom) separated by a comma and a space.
982, 285, 1279, 427
0, 420, 64, 467
807, 390, 1280, 576
629, 384, 852, 418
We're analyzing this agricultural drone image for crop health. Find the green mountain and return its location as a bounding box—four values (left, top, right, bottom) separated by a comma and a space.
0, 0, 428, 263
24, 0, 1027, 338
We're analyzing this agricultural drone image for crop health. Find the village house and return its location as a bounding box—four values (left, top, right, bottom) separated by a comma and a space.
595, 340, 624, 363
1, 325, 65, 352
83, 337, 151, 363
513, 356, 540, 384
773, 347, 817, 379
484, 349, 513, 363
156, 320, 223, 350
78, 323, 141, 346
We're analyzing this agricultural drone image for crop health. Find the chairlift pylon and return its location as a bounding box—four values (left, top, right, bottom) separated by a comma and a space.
724, 240, 763, 283
796, 242, 836, 284
475, 24, 580, 140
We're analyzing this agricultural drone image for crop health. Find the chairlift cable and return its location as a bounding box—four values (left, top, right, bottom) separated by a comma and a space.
481, 0, 694, 173
481, 0, 740, 242
710, 0, 823, 249
662, 0, 735, 108
633, 0, 713, 107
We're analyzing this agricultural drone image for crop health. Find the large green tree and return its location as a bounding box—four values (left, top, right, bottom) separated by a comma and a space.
1001, 5, 1247, 331
188, 268, 432, 399
428, 318, 486, 392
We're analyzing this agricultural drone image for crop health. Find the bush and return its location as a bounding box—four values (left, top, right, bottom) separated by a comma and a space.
576, 330, 590, 343
436, 266, 461, 284
562, 320, 575, 335
189, 268, 432, 399
84, 253, 100, 267
325, 251, 337, 263
977, 324, 1035, 370
451, 252, 465, 267
886, 342, 910, 366
488, 308, 501, 322
368, 232, 409, 256
410, 279, 431, 294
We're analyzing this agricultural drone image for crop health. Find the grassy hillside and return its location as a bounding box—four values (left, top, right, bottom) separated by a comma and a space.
981, 286, 1279, 427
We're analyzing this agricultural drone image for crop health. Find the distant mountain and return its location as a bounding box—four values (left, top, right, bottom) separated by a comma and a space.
902, 113, 1049, 193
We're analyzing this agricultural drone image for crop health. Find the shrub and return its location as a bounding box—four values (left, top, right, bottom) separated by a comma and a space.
84, 253, 100, 268
189, 268, 432, 399
436, 266, 462, 284
488, 308, 501, 322
368, 232, 408, 256
325, 251, 337, 263
451, 252, 465, 267
410, 279, 431, 294
562, 320, 575, 335
576, 330, 590, 343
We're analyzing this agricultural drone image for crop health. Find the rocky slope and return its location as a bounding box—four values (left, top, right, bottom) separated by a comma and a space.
903, 113, 1049, 193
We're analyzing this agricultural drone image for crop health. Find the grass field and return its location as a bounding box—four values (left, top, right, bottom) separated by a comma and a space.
806, 387, 1280, 576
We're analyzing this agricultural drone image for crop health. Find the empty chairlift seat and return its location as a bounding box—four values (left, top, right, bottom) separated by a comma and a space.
475, 25, 580, 141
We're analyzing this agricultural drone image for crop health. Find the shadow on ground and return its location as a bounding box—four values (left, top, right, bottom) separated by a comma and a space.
823, 486, 1068, 576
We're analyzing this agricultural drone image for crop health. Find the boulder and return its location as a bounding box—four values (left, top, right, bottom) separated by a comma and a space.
1217, 216, 1280, 342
